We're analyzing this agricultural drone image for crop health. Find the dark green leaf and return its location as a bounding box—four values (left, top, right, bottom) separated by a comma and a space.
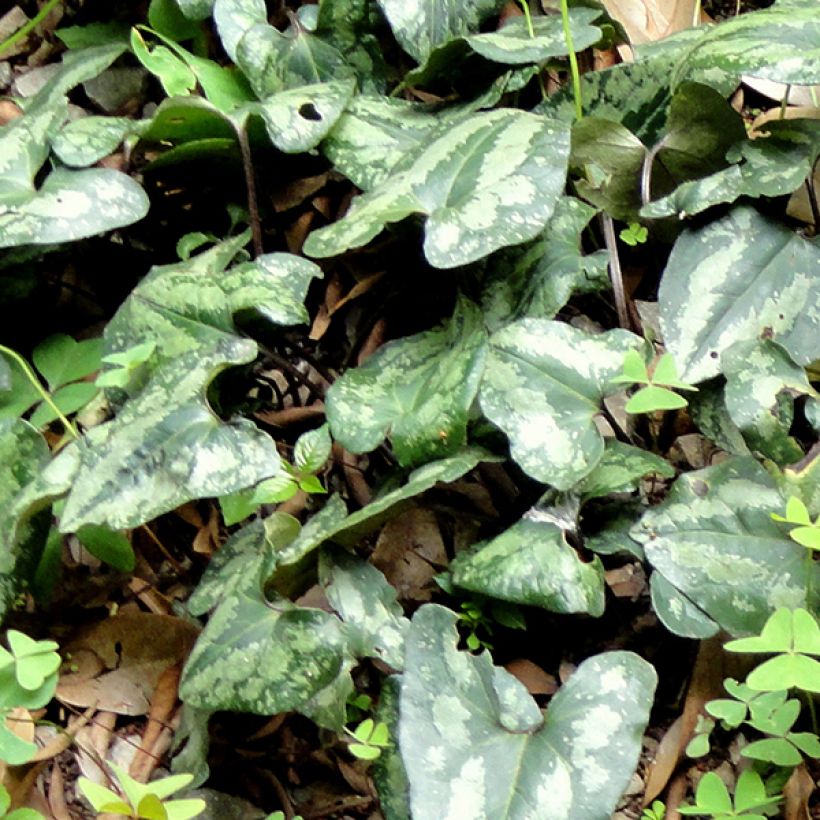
659, 206, 820, 384
451, 511, 606, 615
75, 524, 136, 572
479, 320, 640, 488
305, 109, 571, 269
633, 458, 818, 636
327, 297, 487, 466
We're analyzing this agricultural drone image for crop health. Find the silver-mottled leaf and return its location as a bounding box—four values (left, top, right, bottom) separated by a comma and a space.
674, 5, 820, 86
327, 297, 488, 466
59, 339, 282, 532
481, 196, 609, 330
176, 0, 214, 19
52, 116, 134, 168
0, 420, 51, 617
254, 79, 354, 153
320, 547, 408, 669
0, 167, 149, 248
180, 562, 353, 728
632, 457, 819, 636
574, 440, 674, 501
213, 0, 267, 63
451, 512, 605, 615
321, 84, 508, 191
400, 605, 656, 820
480, 320, 641, 488
649, 572, 719, 639
659, 206, 820, 384
467, 8, 601, 64
305, 109, 571, 269
236, 21, 354, 97
722, 339, 816, 464
278, 448, 498, 563
376, 0, 505, 63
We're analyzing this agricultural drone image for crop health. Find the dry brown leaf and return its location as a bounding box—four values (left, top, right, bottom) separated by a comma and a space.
605, 562, 647, 599
643, 637, 724, 805
598, 0, 698, 45
273, 173, 329, 213
310, 272, 345, 340
372, 508, 447, 603
57, 613, 198, 716
504, 659, 557, 696
328, 272, 385, 318
784, 763, 814, 820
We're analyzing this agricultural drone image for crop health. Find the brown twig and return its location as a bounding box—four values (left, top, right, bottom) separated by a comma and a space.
599, 213, 631, 329
236, 126, 263, 257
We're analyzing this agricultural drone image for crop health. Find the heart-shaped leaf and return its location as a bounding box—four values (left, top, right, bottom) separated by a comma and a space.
305, 109, 571, 269
58, 238, 321, 531
451, 509, 605, 615
633, 458, 818, 636
0, 168, 149, 248
399, 604, 656, 820
674, 5, 820, 86
479, 319, 640, 488
180, 558, 354, 729
659, 206, 820, 384
326, 296, 488, 466
376, 0, 505, 63
253, 79, 355, 153
721, 339, 815, 464
319, 547, 409, 670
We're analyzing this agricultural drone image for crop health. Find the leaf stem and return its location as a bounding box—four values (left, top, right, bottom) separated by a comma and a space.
0, 345, 79, 439
0, 0, 62, 57
236, 126, 263, 257
559, 0, 583, 121
516, 0, 548, 102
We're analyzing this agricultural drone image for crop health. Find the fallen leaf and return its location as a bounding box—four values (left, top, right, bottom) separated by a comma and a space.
598, 0, 698, 45
57, 613, 199, 716
643, 637, 723, 805
372, 508, 447, 603
504, 659, 557, 695
784, 763, 813, 820
605, 562, 648, 599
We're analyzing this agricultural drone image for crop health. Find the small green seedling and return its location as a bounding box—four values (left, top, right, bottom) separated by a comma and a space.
0, 631, 61, 764
678, 770, 781, 819
457, 600, 494, 652
685, 714, 715, 758
611, 350, 697, 414
0, 335, 103, 431
771, 497, 820, 551
620, 222, 648, 246
345, 718, 390, 761
641, 800, 666, 820
346, 692, 373, 723
78, 763, 205, 819
0, 631, 60, 691
96, 341, 157, 390
0, 784, 43, 819
219, 425, 331, 525
724, 607, 820, 693
264, 813, 304, 820
697, 679, 820, 766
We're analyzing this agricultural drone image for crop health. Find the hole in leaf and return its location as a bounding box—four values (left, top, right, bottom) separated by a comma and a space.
298, 103, 322, 122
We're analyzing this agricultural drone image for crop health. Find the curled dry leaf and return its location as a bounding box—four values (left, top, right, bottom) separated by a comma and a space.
599, 0, 698, 45
57, 612, 199, 716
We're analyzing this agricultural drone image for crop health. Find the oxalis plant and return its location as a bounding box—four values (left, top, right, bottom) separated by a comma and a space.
0, 0, 818, 817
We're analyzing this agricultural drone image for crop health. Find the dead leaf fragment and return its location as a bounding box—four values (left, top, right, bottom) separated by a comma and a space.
598, 0, 698, 45
784, 763, 813, 820
372, 508, 447, 603
57, 613, 199, 716
605, 563, 647, 599
504, 659, 557, 696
